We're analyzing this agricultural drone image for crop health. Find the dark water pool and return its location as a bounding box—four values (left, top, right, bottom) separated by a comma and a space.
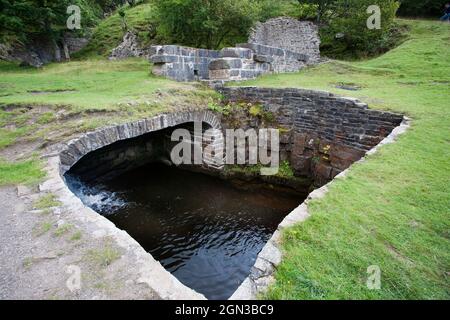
66, 163, 302, 299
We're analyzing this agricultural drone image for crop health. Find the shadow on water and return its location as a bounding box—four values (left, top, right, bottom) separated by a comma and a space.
66, 163, 304, 299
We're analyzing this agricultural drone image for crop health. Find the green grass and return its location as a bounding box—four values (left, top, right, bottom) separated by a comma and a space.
86, 245, 121, 267
53, 224, 73, 237
70, 231, 82, 241
0, 58, 215, 182
0, 58, 192, 112
33, 194, 61, 210
236, 20, 450, 299
0, 127, 29, 149
0, 159, 45, 186
32, 221, 53, 237
0, 57, 214, 189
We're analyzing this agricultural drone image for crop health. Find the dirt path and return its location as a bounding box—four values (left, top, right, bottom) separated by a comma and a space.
0, 187, 29, 299
0, 186, 158, 300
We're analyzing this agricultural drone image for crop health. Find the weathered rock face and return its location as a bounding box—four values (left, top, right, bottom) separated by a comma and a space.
218, 87, 404, 186
0, 43, 43, 68
249, 17, 321, 64
109, 32, 154, 60
65, 35, 89, 53
0, 33, 88, 67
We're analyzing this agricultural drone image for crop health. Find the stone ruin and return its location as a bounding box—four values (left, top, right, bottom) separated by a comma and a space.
149, 18, 320, 82
249, 17, 320, 64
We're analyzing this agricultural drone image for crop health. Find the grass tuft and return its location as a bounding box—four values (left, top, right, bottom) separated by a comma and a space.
86, 245, 121, 267
53, 224, 73, 237
33, 194, 61, 210
70, 231, 82, 241
32, 221, 53, 237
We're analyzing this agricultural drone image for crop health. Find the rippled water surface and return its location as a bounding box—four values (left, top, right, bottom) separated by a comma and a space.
67, 163, 302, 299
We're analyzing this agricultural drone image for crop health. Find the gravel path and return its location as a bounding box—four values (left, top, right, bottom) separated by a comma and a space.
0, 186, 158, 300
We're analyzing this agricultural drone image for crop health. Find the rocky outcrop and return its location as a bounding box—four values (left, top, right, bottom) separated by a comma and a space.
109, 32, 154, 60
0, 43, 43, 67
0, 33, 88, 67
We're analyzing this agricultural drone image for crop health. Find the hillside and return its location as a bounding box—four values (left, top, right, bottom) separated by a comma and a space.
76, 2, 158, 58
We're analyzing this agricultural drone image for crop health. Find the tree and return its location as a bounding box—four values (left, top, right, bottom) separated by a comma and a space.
154, 0, 263, 49
317, 0, 400, 58
397, 0, 443, 17
297, 0, 340, 23
0, 0, 105, 61
0, 0, 27, 41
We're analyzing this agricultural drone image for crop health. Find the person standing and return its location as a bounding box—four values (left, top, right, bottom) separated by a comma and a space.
440, 3, 450, 21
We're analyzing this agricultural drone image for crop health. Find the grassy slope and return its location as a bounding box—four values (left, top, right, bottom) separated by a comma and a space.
238, 20, 450, 299
0, 59, 183, 111
76, 2, 157, 57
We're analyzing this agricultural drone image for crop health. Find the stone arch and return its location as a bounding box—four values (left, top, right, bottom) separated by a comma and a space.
59, 110, 222, 175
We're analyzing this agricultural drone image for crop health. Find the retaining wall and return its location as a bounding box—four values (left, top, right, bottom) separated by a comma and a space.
219, 87, 404, 186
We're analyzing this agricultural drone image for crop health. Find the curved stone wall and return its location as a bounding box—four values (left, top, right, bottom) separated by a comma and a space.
59, 110, 222, 175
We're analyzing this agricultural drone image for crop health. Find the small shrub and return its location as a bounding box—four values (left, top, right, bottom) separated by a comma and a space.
207, 101, 233, 116
249, 104, 263, 117
278, 160, 295, 178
